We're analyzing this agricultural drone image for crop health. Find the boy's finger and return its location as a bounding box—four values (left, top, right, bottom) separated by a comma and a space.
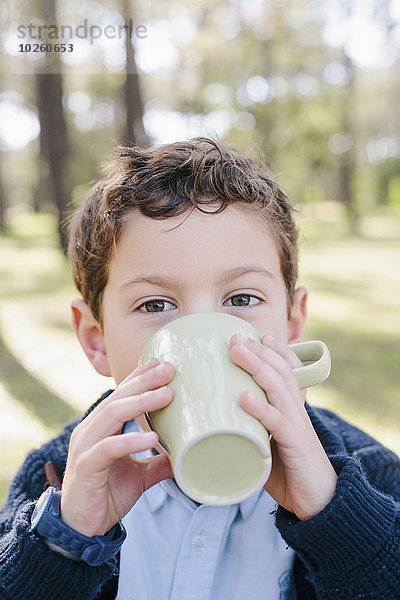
80, 361, 175, 427
67, 431, 163, 492
230, 342, 301, 410
69, 386, 173, 453
130, 452, 173, 490
239, 389, 282, 435
240, 389, 307, 448
121, 357, 160, 382
118, 361, 175, 396
231, 346, 293, 401
261, 336, 303, 370
91, 431, 160, 469
261, 338, 308, 405
230, 334, 302, 371
231, 337, 299, 389
230, 335, 287, 373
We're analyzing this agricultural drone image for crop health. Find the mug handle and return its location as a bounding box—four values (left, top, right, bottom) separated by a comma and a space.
289, 340, 331, 389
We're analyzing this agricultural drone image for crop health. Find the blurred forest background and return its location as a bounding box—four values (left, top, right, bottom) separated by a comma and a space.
0, 0, 399, 501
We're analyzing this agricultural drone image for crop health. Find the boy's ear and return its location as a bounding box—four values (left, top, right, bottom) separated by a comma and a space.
287, 286, 308, 344
71, 299, 111, 377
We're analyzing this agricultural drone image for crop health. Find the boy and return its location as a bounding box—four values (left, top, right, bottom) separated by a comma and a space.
0, 138, 399, 599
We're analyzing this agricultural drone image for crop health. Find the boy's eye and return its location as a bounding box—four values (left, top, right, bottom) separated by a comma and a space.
138, 300, 176, 313
225, 294, 260, 307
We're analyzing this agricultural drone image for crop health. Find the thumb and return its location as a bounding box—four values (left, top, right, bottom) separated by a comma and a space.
134, 452, 173, 492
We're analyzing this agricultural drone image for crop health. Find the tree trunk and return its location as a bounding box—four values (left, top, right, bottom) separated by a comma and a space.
122, 0, 149, 148
36, 72, 70, 252
33, 128, 52, 214
338, 47, 359, 232
35, 0, 71, 252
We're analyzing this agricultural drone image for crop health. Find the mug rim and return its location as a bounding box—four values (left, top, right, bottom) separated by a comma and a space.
174, 427, 272, 506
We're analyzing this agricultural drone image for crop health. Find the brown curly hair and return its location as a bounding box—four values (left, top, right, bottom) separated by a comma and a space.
68, 137, 298, 323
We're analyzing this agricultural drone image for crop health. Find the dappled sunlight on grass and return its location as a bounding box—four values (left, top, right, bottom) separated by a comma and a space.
2, 212, 61, 247
306, 323, 399, 419
0, 300, 110, 413
0, 213, 110, 501
299, 209, 400, 454
0, 242, 71, 301
0, 320, 77, 427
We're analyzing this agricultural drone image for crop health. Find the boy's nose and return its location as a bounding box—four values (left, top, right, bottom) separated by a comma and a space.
182, 299, 220, 316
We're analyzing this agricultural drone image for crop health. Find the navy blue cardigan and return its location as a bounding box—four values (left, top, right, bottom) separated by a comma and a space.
1, 396, 399, 599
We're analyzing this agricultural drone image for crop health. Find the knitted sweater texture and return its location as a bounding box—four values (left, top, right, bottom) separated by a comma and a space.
0, 396, 399, 600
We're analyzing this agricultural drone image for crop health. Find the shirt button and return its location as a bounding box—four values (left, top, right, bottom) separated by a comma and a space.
192, 534, 206, 549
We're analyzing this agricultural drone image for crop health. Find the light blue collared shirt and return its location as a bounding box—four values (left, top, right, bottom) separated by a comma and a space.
117, 421, 296, 600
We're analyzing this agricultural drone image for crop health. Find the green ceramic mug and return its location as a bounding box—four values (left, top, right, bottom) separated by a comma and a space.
132, 312, 331, 506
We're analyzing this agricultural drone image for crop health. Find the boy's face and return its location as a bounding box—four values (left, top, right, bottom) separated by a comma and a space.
73, 205, 307, 384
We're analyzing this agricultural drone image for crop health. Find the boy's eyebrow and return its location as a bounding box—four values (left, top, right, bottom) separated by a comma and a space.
218, 265, 275, 283
118, 265, 275, 291
119, 275, 179, 291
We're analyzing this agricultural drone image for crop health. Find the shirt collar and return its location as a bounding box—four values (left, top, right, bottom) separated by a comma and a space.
144, 477, 265, 519
238, 487, 265, 519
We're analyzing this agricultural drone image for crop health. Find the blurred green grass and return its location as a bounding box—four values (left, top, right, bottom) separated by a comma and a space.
299, 204, 400, 452
0, 208, 399, 503
0, 213, 109, 502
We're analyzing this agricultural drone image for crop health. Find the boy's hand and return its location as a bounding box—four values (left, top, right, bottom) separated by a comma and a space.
60, 359, 175, 537
230, 335, 337, 521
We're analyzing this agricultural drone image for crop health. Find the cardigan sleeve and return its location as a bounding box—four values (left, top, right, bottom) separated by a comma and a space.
0, 420, 116, 600
276, 451, 400, 599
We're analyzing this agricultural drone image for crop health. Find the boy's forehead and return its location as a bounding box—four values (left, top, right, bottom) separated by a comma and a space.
109, 206, 282, 284
123, 204, 272, 241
